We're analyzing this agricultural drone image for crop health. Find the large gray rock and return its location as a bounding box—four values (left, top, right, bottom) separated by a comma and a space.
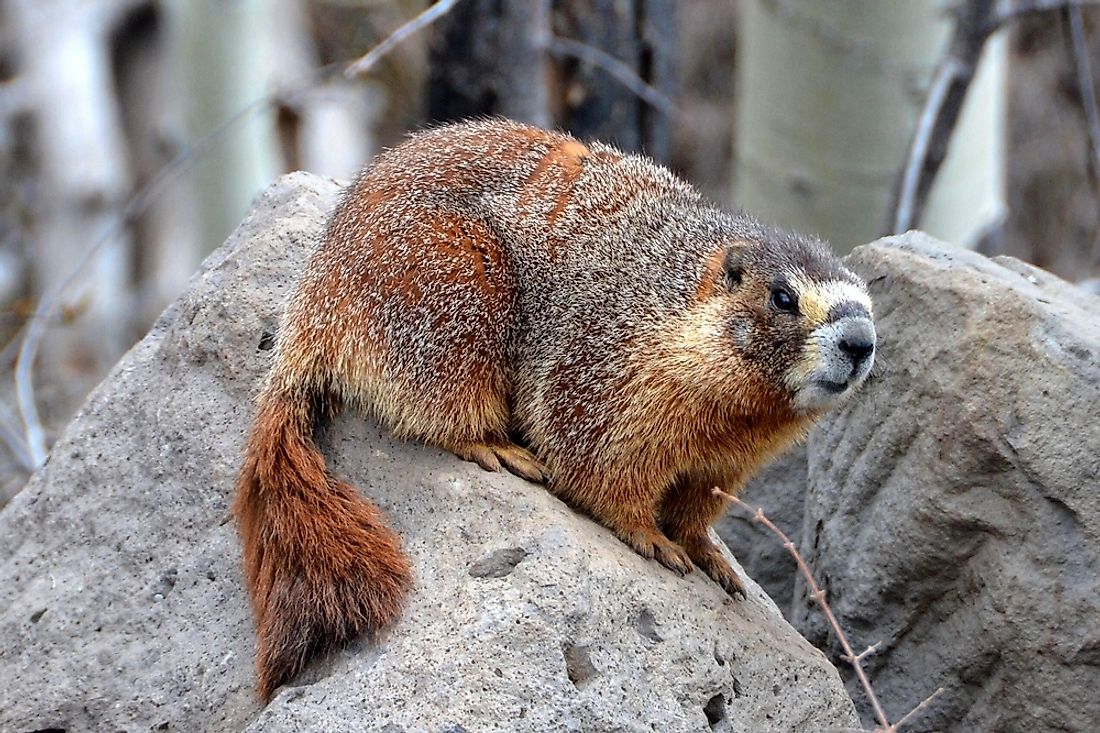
0, 173, 858, 733
796, 232, 1100, 732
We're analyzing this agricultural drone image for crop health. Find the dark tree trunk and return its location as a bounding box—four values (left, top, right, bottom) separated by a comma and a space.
428, 0, 552, 128
428, 0, 676, 162
551, 0, 674, 160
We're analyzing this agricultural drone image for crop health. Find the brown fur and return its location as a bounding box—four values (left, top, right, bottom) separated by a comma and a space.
234, 380, 412, 699
234, 118, 872, 698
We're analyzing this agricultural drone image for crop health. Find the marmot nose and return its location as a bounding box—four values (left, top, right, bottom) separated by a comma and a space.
837, 320, 876, 365
840, 337, 874, 361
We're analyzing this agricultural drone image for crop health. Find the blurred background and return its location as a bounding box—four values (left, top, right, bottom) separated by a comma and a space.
0, 0, 1098, 503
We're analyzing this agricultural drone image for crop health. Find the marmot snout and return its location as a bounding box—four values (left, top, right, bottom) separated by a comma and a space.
779, 285, 876, 412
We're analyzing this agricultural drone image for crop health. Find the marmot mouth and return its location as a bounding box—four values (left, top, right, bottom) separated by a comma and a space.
818, 380, 848, 394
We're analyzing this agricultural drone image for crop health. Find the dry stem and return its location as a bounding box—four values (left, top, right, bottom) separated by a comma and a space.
344, 0, 461, 79
714, 488, 944, 733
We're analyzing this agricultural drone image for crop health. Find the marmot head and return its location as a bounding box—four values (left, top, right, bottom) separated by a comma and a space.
721, 228, 875, 413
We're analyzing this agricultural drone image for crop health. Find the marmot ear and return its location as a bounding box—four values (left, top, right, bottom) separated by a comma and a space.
723, 245, 749, 289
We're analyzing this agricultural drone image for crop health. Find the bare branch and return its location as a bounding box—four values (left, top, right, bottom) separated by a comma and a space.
714, 489, 892, 729
0, 399, 33, 471
546, 35, 678, 117
853, 641, 883, 663
1065, 3, 1100, 187
887, 0, 997, 235
14, 334, 46, 465
992, 0, 1100, 27
344, 0, 461, 79
891, 58, 965, 233
0, 329, 32, 472
892, 0, 1100, 234
891, 687, 946, 731
715, 488, 944, 732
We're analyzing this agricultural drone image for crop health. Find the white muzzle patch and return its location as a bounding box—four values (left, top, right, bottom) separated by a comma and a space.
790, 314, 876, 413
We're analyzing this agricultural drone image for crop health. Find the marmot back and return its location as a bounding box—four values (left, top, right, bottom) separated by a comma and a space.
234, 118, 877, 698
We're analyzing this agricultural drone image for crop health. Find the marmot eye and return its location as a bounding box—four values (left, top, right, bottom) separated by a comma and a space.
725, 265, 743, 289
771, 288, 797, 312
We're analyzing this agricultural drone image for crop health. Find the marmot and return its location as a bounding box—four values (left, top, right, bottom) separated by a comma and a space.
234, 118, 876, 699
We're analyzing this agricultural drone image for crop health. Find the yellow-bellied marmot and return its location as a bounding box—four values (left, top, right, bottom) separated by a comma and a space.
234, 118, 876, 699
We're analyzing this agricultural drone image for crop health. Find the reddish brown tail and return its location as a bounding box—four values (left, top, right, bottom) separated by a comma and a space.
233, 379, 413, 699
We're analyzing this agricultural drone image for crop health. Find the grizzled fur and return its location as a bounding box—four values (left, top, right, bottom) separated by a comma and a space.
235, 118, 875, 698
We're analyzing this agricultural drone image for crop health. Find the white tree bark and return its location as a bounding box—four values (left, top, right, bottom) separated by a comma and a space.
164, 0, 281, 255
295, 84, 380, 181
734, 0, 1006, 251
9, 0, 138, 404
269, 0, 378, 181
112, 4, 201, 330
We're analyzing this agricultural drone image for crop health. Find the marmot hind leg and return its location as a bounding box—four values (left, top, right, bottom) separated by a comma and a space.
450, 438, 548, 483
326, 204, 541, 483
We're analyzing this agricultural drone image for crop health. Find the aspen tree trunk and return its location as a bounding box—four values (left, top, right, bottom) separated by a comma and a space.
734, 0, 1006, 252
113, 4, 201, 330
165, 0, 280, 255
269, 0, 378, 181
9, 0, 136, 410
136, 0, 379, 327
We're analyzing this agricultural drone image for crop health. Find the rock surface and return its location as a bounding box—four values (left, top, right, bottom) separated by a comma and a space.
0, 173, 858, 733
796, 232, 1100, 732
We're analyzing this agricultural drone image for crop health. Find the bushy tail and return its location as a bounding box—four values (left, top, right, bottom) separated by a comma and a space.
233, 375, 412, 699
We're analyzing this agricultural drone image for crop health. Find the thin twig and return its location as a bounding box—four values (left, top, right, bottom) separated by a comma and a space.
0, 326, 34, 468
887, 0, 997, 235
891, 687, 947, 731
714, 489, 891, 729
546, 35, 678, 117
891, 57, 964, 233
715, 488, 943, 732
0, 399, 32, 470
992, 0, 1100, 27
14, 337, 45, 464
344, 0, 461, 79
852, 641, 882, 664
1066, 3, 1100, 185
